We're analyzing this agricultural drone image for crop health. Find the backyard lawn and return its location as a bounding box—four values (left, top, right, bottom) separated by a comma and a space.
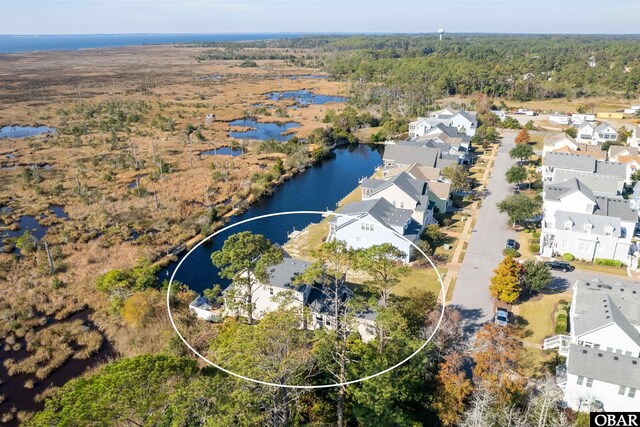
516, 293, 569, 345
392, 266, 446, 298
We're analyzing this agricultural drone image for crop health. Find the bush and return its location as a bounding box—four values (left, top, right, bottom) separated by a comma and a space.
555, 313, 568, 334
562, 253, 575, 262
529, 243, 540, 253
524, 229, 531, 234
503, 248, 520, 258
531, 231, 541, 239
594, 258, 624, 268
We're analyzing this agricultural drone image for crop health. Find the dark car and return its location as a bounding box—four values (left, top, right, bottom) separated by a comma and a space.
495, 307, 509, 326
545, 260, 573, 272
506, 239, 518, 250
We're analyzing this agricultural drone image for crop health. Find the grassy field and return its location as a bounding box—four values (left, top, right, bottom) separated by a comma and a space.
572, 262, 629, 277
392, 266, 446, 298
516, 293, 569, 345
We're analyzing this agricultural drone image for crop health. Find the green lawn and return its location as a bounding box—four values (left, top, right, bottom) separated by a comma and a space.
392, 266, 446, 298
572, 262, 628, 277
516, 293, 569, 345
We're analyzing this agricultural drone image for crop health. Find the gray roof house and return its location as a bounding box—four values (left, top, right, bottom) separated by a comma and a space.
328, 198, 422, 263
383, 144, 458, 169
543, 279, 640, 411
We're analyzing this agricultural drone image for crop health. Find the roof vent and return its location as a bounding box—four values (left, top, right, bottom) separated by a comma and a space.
614, 356, 619, 361
633, 361, 638, 365
606, 316, 610, 319
582, 349, 588, 354
598, 353, 603, 357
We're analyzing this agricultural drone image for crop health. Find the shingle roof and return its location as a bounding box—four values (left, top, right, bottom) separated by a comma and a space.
428, 180, 452, 200
573, 280, 640, 328
361, 172, 430, 211
554, 211, 622, 237
553, 171, 619, 197
573, 295, 640, 347
383, 144, 440, 167
567, 344, 640, 389
544, 133, 577, 147
593, 196, 637, 222
595, 160, 626, 179
544, 178, 596, 203
544, 152, 596, 171
265, 255, 311, 290
333, 198, 413, 228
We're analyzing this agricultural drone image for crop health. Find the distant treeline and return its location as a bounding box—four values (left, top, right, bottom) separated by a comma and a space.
191, 34, 640, 111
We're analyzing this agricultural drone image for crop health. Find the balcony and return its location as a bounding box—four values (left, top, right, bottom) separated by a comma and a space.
555, 363, 567, 388
543, 334, 570, 357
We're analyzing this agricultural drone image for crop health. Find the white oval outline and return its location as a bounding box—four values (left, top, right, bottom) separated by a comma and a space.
166, 210, 446, 389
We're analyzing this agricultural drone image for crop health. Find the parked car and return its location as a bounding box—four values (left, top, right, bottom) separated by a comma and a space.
506, 239, 518, 250
495, 307, 509, 326
545, 260, 573, 272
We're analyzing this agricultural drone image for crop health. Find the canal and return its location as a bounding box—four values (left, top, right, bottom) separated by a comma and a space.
159, 144, 383, 293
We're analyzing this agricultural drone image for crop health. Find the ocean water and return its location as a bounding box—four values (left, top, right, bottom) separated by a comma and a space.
0, 33, 306, 54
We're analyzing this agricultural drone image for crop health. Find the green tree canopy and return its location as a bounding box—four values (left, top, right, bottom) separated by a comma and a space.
496, 193, 542, 226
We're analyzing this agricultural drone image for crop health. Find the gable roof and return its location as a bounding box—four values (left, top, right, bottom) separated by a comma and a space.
544, 178, 596, 203
567, 344, 640, 389
595, 160, 626, 179
264, 255, 311, 290
383, 144, 440, 168
552, 171, 619, 197
428, 180, 452, 199
573, 294, 640, 348
595, 121, 618, 134
609, 145, 638, 160
544, 133, 578, 147
332, 198, 413, 228
593, 196, 638, 222
573, 280, 640, 328
554, 211, 622, 237
544, 152, 596, 172
452, 110, 477, 124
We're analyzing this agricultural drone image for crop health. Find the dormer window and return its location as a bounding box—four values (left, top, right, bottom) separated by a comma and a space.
584, 222, 593, 233
605, 225, 614, 236
564, 219, 574, 231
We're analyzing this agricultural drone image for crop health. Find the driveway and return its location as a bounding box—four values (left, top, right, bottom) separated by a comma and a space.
548, 267, 637, 294
451, 133, 518, 334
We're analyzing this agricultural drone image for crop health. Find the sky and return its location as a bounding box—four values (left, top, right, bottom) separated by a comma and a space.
1, 0, 639, 35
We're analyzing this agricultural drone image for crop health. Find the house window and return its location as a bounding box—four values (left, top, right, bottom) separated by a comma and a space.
605, 226, 614, 236
586, 378, 593, 388
361, 223, 374, 232
630, 388, 637, 398
400, 201, 405, 208
269, 287, 274, 296
564, 220, 573, 231
577, 376, 585, 385
326, 320, 331, 326
619, 385, 627, 395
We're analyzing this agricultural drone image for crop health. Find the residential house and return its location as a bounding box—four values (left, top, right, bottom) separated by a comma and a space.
328, 198, 423, 263
220, 252, 377, 342
572, 114, 596, 125
361, 172, 436, 225
539, 178, 637, 263
189, 295, 222, 321
542, 134, 580, 156
544, 279, 640, 412
408, 108, 477, 138
608, 146, 640, 186
550, 114, 572, 125
628, 126, 640, 148
383, 144, 458, 170
381, 162, 453, 214
542, 152, 626, 191
575, 122, 618, 145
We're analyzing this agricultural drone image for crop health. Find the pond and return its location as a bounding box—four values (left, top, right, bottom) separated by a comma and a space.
49, 205, 69, 220
0, 215, 49, 254
266, 90, 346, 105
0, 125, 55, 139
158, 144, 384, 293
229, 119, 300, 142
127, 174, 147, 189
201, 146, 243, 157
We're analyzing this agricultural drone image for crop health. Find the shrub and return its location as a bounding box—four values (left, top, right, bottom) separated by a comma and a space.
524, 229, 531, 234
529, 243, 540, 253
531, 231, 541, 239
562, 253, 575, 262
594, 258, 624, 268
503, 248, 520, 258
555, 314, 568, 334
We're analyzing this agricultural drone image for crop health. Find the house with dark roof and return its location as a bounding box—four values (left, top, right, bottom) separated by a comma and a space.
540, 178, 637, 263
211, 250, 377, 342
361, 172, 436, 225
327, 198, 422, 263
544, 279, 640, 411
383, 144, 458, 170
380, 163, 453, 213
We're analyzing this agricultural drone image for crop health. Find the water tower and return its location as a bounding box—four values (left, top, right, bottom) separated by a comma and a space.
438, 29, 445, 41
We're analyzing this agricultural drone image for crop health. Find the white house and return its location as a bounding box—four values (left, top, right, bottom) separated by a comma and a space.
544, 279, 640, 412
549, 114, 572, 125
539, 178, 637, 263
381, 162, 453, 214
220, 252, 377, 342
628, 125, 640, 148
542, 134, 580, 156
408, 108, 477, 138
361, 172, 436, 225
542, 152, 626, 191
328, 198, 423, 263
575, 121, 618, 145
608, 146, 640, 186
572, 114, 596, 125
189, 295, 222, 321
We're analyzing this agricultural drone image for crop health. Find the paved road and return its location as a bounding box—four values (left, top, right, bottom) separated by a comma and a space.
548, 267, 637, 294
451, 134, 518, 334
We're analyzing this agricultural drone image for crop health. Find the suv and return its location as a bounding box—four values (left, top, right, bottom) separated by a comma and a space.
506, 239, 518, 250
495, 308, 509, 326
545, 260, 573, 272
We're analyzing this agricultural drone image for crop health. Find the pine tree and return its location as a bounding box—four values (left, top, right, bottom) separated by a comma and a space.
489, 256, 522, 303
